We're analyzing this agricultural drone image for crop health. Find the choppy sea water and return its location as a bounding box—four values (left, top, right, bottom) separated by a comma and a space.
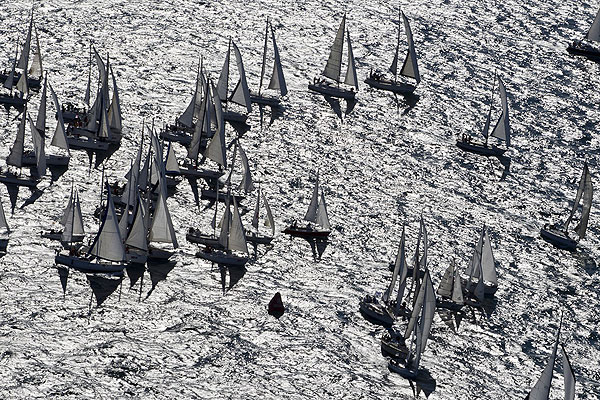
0, 0, 599, 398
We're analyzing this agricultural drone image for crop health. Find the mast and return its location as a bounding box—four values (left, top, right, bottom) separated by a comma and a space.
259, 19, 269, 96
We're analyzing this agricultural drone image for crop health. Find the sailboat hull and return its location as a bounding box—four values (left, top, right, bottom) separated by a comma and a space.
179, 166, 224, 181
196, 249, 248, 267
160, 130, 192, 146
540, 227, 577, 251
223, 110, 248, 123
0, 172, 39, 187
22, 153, 70, 167
0, 238, 8, 254
201, 189, 244, 204
436, 297, 464, 311
148, 246, 174, 261
0, 72, 42, 90
67, 136, 109, 151
456, 139, 506, 157
359, 299, 395, 327
388, 359, 419, 379
186, 229, 223, 249
283, 225, 330, 239
364, 77, 416, 94
381, 333, 408, 359
55, 254, 128, 273
308, 82, 356, 99
0, 94, 27, 108
567, 44, 600, 60
245, 232, 274, 246
250, 93, 281, 107
41, 230, 85, 244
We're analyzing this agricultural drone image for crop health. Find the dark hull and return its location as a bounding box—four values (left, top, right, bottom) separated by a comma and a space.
22, 154, 70, 167
0, 173, 39, 187
567, 45, 600, 60
41, 231, 84, 243
250, 93, 281, 107
364, 77, 416, 94
67, 136, 110, 151
381, 333, 408, 359
456, 140, 506, 157
359, 300, 394, 327
179, 167, 224, 181
186, 230, 223, 249
0, 238, 8, 254
223, 110, 248, 123
201, 188, 244, 203
196, 249, 248, 267
0, 94, 27, 108
308, 83, 356, 99
0, 73, 41, 90
283, 226, 330, 238
540, 227, 577, 251
55, 254, 128, 273
245, 232, 274, 245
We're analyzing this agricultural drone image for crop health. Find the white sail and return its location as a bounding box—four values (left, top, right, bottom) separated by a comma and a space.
108, 67, 123, 132
561, 344, 576, 400
204, 83, 227, 168
400, 12, 420, 84
304, 173, 319, 222
437, 264, 454, 298
35, 75, 47, 133
467, 228, 483, 280
188, 79, 210, 161
149, 183, 178, 248
567, 162, 593, 239
60, 188, 74, 227
384, 225, 405, 304
126, 194, 148, 251
28, 114, 46, 177
17, 15, 32, 70
268, 26, 288, 96
230, 42, 252, 113
474, 267, 485, 302
452, 264, 464, 305
252, 189, 260, 230
481, 227, 498, 285
405, 272, 426, 340
98, 97, 112, 139
586, 8, 600, 42
343, 30, 358, 89
61, 190, 84, 242
491, 77, 510, 146
217, 42, 230, 102
236, 145, 254, 194
165, 143, 180, 174
394, 227, 409, 315
49, 83, 69, 152
218, 197, 232, 248
418, 271, 436, 354
29, 26, 42, 77
118, 174, 132, 239
7, 107, 26, 168
263, 191, 275, 237
16, 67, 28, 96
527, 325, 560, 400
89, 188, 125, 262
323, 15, 345, 82
316, 192, 330, 230
178, 62, 200, 128
229, 197, 249, 254
0, 195, 8, 232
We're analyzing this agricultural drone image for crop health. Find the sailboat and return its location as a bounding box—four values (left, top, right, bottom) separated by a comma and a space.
245, 186, 275, 245
456, 74, 510, 157
0, 42, 28, 110
250, 19, 288, 107
525, 320, 575, 400
567, 6, 600, 59
365, 11, 421, 94
283, 173, 331, 238
41, 186, 85, 245
541, 162, 593, 251
388, 269, 436, 379
196, 193, 250, 267
463, 225, 498, 298
0, 188, 10, 255
0, 8, 43, 91
55, 183, 128, 273
216, 39, 253, 123
436, 259, 465, 310
308, 14, 358, 100
360, 225, 409, 327
0, 105, 46, 187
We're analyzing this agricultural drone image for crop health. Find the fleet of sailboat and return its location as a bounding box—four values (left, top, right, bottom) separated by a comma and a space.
0, 5, 594, 394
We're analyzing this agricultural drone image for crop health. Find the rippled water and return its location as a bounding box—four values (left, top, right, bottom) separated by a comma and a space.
0, 0, 599, 398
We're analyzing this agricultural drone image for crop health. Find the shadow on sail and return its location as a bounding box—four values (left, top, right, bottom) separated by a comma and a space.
145, 260, 176, 299
87, 273, 123, 307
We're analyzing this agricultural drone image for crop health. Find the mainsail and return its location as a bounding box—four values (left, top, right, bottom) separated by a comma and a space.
268, 25, 288, 96
89, 186, 125, 262
526, 323, 560, 400
586, 8, 600, 42
566, 162, 593, 239
400, 12, 420, 84
491, 77, 510, 146
323, 14, 346, 82
61, 189, 84, 242
304, 173, 319, 222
